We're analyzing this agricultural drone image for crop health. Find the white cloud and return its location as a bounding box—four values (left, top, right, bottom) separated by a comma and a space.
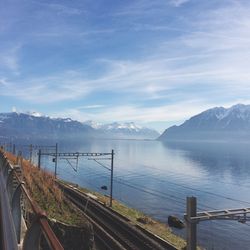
77, 105, 105, 110
59, 101, 220, 124
169, 0, 190, 7
47, 3, 83, 16
1, 1, 250, 128
0, 45, 21, 73
32, 2, 83, 16
0, 78, 8, 86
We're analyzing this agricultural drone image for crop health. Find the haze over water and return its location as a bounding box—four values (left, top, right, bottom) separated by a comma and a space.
28, 139, 250, 250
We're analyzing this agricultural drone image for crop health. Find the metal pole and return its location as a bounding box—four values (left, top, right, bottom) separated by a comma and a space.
38, 149, 41, 170
55, 143, 58, 178
186, 196, 197, 250
29, 144, 32, 162
110, 149, 114, 207
13, 144, 16, 155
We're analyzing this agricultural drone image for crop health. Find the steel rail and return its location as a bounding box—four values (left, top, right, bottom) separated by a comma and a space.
58, 181, 176, 250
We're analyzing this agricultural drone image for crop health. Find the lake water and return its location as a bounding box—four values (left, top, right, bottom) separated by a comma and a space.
19, 139, 250, 250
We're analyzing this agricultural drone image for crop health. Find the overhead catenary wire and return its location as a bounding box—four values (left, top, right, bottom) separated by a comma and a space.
140, 164, 250, 189
59, 162, 188, 208
58, 161, 226, 211
44, 151, 250, 211
114, 167, 250, 206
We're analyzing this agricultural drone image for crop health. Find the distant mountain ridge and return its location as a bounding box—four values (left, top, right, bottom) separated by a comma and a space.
0, 112, 94, 140
83, 121, 159, 139
0, 112, 159, 140
159, 104, 250, 142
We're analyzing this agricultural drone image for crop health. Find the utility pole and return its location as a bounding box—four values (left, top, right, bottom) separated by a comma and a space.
186, 196, 197, 250
110, 149, 114, 207
38, 149, 41, 169
29, 144, 33, 162
12, 144, 16, 155
54, 143, 58, 178
185, 197, 250, 250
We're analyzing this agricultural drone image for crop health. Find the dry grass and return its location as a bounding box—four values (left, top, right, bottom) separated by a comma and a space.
5, 152, 87, 226
63, 181, 187, 249
4, 152, 188, 249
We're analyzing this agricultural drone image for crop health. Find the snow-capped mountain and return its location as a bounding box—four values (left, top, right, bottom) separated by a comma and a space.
0, 112, 94, 140
83, 120, 103, 129
83, 121, 159, 139
99, 122, 143, 131
0, 112, 159, 140
159, 104, 250, 142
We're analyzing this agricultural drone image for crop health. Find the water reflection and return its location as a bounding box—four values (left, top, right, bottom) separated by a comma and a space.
7, 138, 250, 249
162, 141, 250, 183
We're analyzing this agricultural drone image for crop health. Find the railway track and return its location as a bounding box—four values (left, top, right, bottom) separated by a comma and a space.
57, 181, 177, 250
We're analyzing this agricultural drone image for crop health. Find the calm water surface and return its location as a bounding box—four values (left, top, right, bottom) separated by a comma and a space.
25, 139, 250, 250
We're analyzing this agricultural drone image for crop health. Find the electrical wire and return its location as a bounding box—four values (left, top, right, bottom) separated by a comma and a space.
114, 168, 250, 206
114, 179, 186, 207
140, 164, 250, 189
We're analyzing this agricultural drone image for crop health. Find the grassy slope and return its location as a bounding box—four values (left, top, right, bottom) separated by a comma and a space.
63, 182, 186, 249
6, 152, 87, 226
6, 152, 187, 249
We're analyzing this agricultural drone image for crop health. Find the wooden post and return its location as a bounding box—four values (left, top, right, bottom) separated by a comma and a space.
186, 196, 197, 250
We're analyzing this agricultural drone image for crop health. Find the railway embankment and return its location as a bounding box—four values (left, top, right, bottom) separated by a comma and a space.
5, 152, 94, 250
5, 151, 186, 250
59, 180, 186, 249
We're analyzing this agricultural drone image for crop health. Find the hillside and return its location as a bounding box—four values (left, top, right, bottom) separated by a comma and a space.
83, 121, 159, 139
0, 112, 159, 140
159, 104, 250, 142
0, 112, 94, 140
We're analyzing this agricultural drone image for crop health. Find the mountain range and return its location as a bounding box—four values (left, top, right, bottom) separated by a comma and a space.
0, 112, 159, 140
83, 120, 159, 139
159, 104, 250, 142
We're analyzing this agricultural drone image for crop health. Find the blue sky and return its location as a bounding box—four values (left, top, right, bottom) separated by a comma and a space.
1, 0, 250, 132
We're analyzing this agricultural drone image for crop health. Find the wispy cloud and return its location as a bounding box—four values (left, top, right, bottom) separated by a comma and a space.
0, 45, 21, 73
46, 3, 83, 16
77, 105, 105, 110
169, 0, 190, 7
1, 0, 250, 130
58, 100, 230, 125
31, 1, 84, 16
